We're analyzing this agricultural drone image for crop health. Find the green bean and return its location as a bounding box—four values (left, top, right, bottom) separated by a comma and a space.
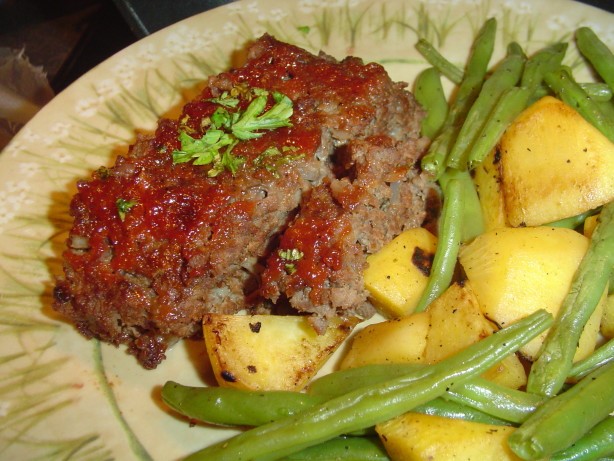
415, 38, 463, 85
281, 436, 389, 460
597, 97, 614, 124
443, 376, 544, 424
161, 382, 323, 427
420, 127, 454, 178
580, 82, 612, 102
412, 397, 510, 426
568, 337, 614, 381
308, 363, 428, 399
310, 364, 541, 425
184, 310, 552, 461
509, 361, 614, 461
576, 26, 614, 90
421, 18, 497, 179
414, 178, 462, 312
164, 373, 508, 431
507, 41, 526, 59
527, 201, 614, 397
446, 46, 525, 169
438, 168, 484, 242
528, 83, 552, 103
544, 67, 614, 143
521, 42, 568, 91
546, 209, 596, 229
467, 86, 532, 169
450, 15, 496, 97
413, 67, 449, 139
549, 416, 614, 461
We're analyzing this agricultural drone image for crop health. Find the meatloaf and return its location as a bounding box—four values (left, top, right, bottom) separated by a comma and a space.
53, 34, 434, 368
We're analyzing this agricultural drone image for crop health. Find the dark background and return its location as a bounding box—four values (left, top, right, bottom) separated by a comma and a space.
0, 0, 612, 94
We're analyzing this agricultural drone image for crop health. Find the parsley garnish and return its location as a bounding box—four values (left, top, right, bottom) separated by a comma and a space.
278, 248, 304, 275
116, 198, 137, 221
231, 91, 293, 140
207, 91, 240, 108
279, 248, 304, 261
254, 146, 305, 177
173, 130, 236, 165
172, 88, 293, 176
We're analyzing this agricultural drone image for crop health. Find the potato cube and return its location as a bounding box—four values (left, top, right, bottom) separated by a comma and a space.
376, 413, 522, 461
499, 96, 614, 227
577, 291, 605, 361
481, 353, 527, 390
424, 281, 496, 364
203, 314, 356, 391
473, 148, 508, 231
602, 294, 614, 339
422, 281, 525, 387
458, 226, 602, 360
364, 228, 437, 317
583, 214, 599, 239
339, 312, 430, 369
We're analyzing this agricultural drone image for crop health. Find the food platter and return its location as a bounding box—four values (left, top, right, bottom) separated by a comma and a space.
0, 0, 611, 459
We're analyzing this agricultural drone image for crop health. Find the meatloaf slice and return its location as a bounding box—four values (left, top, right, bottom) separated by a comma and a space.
260, 135, 432, 330
53, 34, 432, 368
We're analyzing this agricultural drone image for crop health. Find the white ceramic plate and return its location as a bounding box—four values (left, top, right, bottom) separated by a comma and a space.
0, 0, 611, 459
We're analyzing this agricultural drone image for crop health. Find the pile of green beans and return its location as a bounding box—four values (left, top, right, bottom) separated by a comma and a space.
412, 19, 614, 461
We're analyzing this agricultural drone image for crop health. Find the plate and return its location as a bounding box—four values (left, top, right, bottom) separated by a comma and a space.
0, 1, 611, 459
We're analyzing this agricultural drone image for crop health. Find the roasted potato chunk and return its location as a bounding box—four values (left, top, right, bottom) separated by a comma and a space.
601, 294, 614, 339
498, 96, 614, 227
363, 228, 437, 317
473, 148, 509, 231
459, 226, 605, 361
203, 314, 356, 391
376, 413, 522, 461
339, 312, 430, 369
424, 281, 526, 389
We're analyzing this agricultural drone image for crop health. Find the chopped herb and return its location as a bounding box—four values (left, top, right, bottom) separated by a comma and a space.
208, 149, 245, 177
172, 88, 293, 176
279, 248, 304, 261
210, 107, 234, 130
207, 91, 240, 108
116, 198, 137, 221
278, 248, 304, 275
173, 130, 234, 164
254, 146, 305, 177
231, 91, 293, 140
297, 25, 310, 34
284, 263, 297, 275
